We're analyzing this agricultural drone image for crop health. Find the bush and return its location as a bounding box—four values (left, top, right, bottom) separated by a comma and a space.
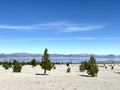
79, 61, 89, 72
111, 66, 114, 69
87, 64, 99, 77
66, 62, 69, 67
53, 66, 56, 69
80, 55, 99, 77
80, 63, 85, 72
13, 61, 22, 72
2, 62, 10, 70
21, 62, 26, 66
31, 59, 37, 68
12, 60, 17, 65
66, 67, 71, 73
87, 55, 99, 77
52, 64, 56, 69
2, 63, 9, 70
0, 62, 2, 65
8, 61, 12, 67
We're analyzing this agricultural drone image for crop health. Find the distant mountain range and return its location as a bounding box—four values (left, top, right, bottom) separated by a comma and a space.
0, 53, 120, 62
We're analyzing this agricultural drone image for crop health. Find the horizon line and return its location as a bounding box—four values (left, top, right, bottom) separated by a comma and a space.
0, 52, 119, 55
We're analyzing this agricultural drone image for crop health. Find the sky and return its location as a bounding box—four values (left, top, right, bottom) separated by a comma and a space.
0, 0, 120, 54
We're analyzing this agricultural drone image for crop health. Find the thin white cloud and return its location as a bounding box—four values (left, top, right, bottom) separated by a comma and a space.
63, 25, 103, 32
0, 25, 37, 29
0, 21, 105, 32
32, 21, 83, 27
0, 37, 95, 41
1, 37, 120, 41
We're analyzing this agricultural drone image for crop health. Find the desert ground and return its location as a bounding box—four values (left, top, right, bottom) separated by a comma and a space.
0, 64, 120, 90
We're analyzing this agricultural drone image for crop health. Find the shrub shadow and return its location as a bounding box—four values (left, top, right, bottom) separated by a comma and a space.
114, 72, 120, 74
78, 74, 92, 77
35, 73, 49, 75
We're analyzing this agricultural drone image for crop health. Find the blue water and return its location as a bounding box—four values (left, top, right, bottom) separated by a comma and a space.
11, 59, 119, 63
35, 59, 120, 63
51, 59, 85, 63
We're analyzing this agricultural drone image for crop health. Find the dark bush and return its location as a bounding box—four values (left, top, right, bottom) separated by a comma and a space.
31, 59, 37, 67
2, 63, 9, 70
111, 66, 114, 69
66, 62, 69, 67
79, 61, 89, 72
13, 61, 22, 72
66, 67, 71, 73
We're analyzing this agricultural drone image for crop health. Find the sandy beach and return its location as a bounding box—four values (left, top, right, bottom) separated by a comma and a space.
0, 64, 120, 90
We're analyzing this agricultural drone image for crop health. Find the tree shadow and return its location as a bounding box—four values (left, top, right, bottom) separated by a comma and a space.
35, 73, 49, 75
78, 74, 91, 77
114, 72, 120, 74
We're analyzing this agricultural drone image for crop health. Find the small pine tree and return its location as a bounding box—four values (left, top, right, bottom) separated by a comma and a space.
13, 61, 22, 72
12, 60, 17, 65
40, 48, 53, 74
80, 55, 99, 77
66, 67, 71, 73
87, 55, 99, 77
31, 59, 37, 68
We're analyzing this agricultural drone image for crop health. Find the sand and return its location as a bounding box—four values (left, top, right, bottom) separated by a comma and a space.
0, 64, 120, 90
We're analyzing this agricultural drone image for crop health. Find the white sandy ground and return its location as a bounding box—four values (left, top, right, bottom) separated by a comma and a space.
0, 64, 120, 90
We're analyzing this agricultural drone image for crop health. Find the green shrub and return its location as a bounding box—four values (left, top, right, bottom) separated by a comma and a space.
87, 55, 99, 77
80, 55, 99, 77
2, 63, 9, 70
8, 61, 12, 67
53, 66, 56, 69
66, 67, 71, 73
0, 62, 2, 65
52, 64, 56, 69
80, 63, 85, 72
31, 59, 37, 68
13, 61, 22, 72
21, 62, 26, 66
87, 64, 99, 77
2, 62, 10, 70
79, 61, 89, 72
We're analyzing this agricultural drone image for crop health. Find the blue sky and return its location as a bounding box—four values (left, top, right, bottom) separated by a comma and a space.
0, 0, 120, 54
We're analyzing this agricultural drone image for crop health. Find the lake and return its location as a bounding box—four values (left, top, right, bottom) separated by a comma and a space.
3, 59, 119, 63
34, 59, 120, 63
